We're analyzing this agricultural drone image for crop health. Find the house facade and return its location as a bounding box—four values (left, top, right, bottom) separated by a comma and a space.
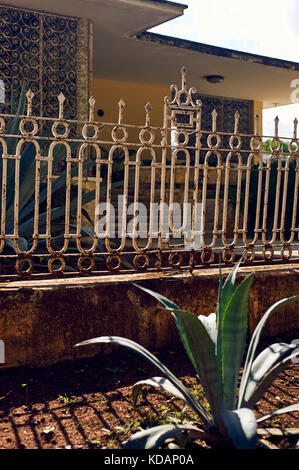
1, 0, 298, 133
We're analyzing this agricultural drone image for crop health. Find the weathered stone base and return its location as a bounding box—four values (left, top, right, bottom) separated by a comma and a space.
0, 264, 298, 369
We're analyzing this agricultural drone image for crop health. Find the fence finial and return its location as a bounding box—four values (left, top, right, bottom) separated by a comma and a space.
234, 111, 240, 134
254, 113, 259, 136
211, 109, 217, 132
145, 102, 151, 127
118, 98, 125, 124
58, 92, 65, 120
181, 66, 187, 91
89, 96, 96, 122
26, 89, 34, 117
274, 115, 279, 139
293, 117, 298, 140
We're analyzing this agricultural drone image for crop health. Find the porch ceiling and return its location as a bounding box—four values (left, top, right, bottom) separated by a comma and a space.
3, 0, 299, 108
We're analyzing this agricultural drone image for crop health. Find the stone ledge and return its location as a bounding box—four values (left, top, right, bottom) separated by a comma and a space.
0, 264, 298, 369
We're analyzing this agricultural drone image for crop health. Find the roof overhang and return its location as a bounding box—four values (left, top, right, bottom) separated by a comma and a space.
2, 0, 298, 108
134, 31, 299, 108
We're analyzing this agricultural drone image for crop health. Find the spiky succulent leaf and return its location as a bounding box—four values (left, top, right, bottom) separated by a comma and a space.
221, 272, 254, 409
18, 160, 96, 224
198, 313, 216, 345
238, 295, 299, 408
124, 424, 205, 449
132, 376, 188, 406
221, 408, 257, 449
215, 260, 242, 403
74, 336, 213, 428
241, 342, 296, 407
6, 84, 27, 155
256, 404, 299, 424
133, 284, 179, 309
243, 350, 299, 408
134, 285, 222, 418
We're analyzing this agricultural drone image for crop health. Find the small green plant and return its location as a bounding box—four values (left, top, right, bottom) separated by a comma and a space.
75, 261, 299, 449
58, 393, 78, 405
21, 383, 29, 406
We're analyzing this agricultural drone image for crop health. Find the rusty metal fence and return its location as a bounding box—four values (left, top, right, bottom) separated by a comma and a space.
0, 67, 298, 279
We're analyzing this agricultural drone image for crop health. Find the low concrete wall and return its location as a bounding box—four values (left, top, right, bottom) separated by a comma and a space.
0, 264, 299, 369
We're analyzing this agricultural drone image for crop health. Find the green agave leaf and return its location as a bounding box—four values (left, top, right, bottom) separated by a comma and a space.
243, 350, 299, 409
10, 87, 17, 115
5, 142, 40, 221
0, 88, 16, 184
198, 312, 216, 345
82, 208, 93, 225
6, 84, 27, 155
256, 404, 299, 424
6, 133, 86, 220
124, 423, 204, 450
216, 260, 242, 404
4, 85, 27, 194
18, 160, 96, 223
221, 272, 254, 409
221, 408, 257, 449
221, 259, 242, 306
17, 187, 97, 237
165, 307, 222, 420
74, 336, 213, 428
238, 295, 299, 408
133, 283, 179, 309
134, 285, 222, 418
5, 126, 52, 212
5, 237, 28, 252
242, 342, 296, 407
132, 376, 188, 406
48, 223, 105, 252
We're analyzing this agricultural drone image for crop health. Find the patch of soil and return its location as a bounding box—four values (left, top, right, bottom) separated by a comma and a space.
0, 331, 298, 450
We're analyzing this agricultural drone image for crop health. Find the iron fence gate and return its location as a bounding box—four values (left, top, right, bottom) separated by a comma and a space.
0, 67, 298, 279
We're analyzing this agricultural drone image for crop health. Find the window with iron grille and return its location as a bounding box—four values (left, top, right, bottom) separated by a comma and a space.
0, 4, 91, 119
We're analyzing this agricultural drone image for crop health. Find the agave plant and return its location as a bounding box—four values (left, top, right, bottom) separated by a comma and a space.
75, 261, 299, 449
0, 86, 95, 254
0, 86, 129, 268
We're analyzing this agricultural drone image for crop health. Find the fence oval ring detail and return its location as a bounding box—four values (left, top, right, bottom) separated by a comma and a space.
78, 255, 95, 273
289, 139, 298, 153
207, 133, 221, 149
168, 251, 183, 268
262, 245, 274, 261
139, 127, 155, 145
111, 125, 128, 143
106, 254, 121, 272
250, 136, 262, 151
280, 245, 292, 261
48, 257, 66, 274
82, 123, 99, 140
222, 248, 235, 264
133, 253, 150, 271
19, 118, 39, 137
201, 249, 215, 265
15, 258, 33, 276
229, 135, 242, 151
175, 131, 189, 147
242, 247, 255, 263
269, 138, 281, 152
52, 121, 70, 139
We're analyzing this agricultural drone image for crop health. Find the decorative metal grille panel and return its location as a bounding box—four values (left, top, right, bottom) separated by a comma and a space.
0, 4, 90, 119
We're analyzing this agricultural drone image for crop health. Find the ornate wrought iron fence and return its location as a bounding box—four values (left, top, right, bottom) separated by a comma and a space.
0, 67, 298, 279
